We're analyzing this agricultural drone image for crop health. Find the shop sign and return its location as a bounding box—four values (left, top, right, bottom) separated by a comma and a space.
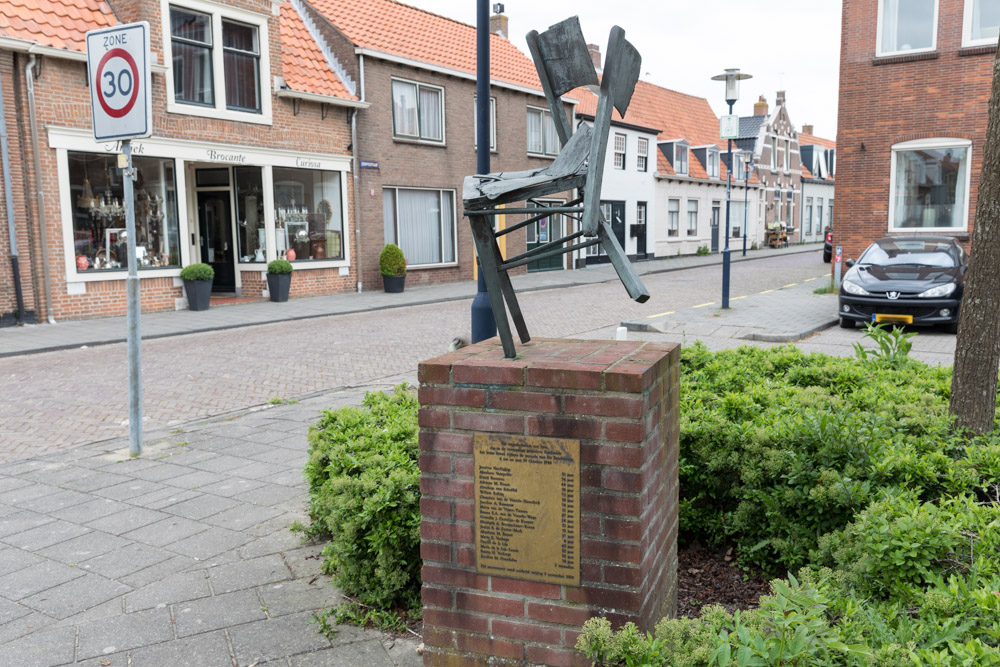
206, 149, 247, 164
86, 22, 152, 142
296, 157, 322, 169
360, 160, 380, 169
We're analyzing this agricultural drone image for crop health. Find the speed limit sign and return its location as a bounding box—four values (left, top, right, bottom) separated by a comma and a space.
86, 22, 151, 141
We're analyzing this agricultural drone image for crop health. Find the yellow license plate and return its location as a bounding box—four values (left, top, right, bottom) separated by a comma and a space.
874, 314, 913, 324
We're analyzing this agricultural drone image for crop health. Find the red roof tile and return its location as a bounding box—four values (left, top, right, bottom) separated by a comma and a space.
801, 162, 814, 179
0, 0, 115, 52
280, 2, 356, 100
799, 131, 835, 149
306, 0, 543, 92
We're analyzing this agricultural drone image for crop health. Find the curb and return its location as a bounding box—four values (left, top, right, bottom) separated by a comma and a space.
738, 318, 840, 343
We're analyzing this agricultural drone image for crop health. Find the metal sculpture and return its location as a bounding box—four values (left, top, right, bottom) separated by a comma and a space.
462, 16, 649, 359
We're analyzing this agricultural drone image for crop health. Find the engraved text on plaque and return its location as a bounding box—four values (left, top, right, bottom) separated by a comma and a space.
474, 434, 580, 585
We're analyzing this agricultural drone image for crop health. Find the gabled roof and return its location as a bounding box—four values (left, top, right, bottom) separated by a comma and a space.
737, 114, 767, 140
0, 0, 115, 52
305, 0, 543, 92
281, 1, 357, 100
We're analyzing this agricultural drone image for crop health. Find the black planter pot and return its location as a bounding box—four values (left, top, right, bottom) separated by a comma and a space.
383, 274, 405, 293
267, 272, 292, 302
184, 279, 212, 311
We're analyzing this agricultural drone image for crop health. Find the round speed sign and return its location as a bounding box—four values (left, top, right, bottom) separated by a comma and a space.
95, 48, 140, 119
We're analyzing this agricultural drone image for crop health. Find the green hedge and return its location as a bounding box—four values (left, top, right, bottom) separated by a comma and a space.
300, 385, 421, 614
179, 263, 214, 281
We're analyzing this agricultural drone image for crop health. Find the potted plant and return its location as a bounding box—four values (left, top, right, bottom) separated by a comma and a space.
267, 259, 293, 302
180, 263, 214, 311
380, 243, 407, 293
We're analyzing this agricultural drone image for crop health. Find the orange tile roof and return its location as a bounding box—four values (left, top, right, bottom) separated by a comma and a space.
280, 2, 356, 100
801, 163, 814, 179
306, 0, 543, 92
0, 0, 115, 52
799, 131, 835, 149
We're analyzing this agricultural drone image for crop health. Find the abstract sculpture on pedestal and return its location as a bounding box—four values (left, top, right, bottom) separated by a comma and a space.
462, 16, 650, 359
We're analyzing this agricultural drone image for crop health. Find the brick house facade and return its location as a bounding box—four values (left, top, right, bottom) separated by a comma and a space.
0, 0, 363, 323
836, 0, 996, 261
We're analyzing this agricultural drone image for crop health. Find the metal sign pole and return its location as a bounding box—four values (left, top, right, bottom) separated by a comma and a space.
122, 140, 142, 455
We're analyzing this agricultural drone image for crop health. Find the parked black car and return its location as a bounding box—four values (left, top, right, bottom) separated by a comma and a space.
838, 236, 967, 333
823, 230, 833, 263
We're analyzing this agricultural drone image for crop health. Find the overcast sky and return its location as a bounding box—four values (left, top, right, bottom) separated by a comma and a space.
402, 0, 842, 139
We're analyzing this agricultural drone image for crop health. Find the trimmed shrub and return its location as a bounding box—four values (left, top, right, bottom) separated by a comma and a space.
299, 385, 421, 613
267, 259, 293, 274
179, 263, 214, 282
379, 244, 406, 277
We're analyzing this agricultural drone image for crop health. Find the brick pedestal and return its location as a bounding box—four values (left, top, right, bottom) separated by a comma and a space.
417, 338, 680, 666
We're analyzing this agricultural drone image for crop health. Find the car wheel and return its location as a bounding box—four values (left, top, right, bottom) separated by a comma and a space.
823, 252, 831, 263
839, 317, 854, 329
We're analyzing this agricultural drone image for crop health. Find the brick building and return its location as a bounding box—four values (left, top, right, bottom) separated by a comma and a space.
836, 0, 997, 261
0, 0, 366, 324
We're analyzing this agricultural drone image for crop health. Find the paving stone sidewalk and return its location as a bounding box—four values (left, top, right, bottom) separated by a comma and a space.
623, 279, 837, 343
0, 375, 422, 667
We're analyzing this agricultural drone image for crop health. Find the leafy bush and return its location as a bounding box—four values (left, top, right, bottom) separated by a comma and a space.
696, 245, 711, 256
379, 244, 406, 277
853, 322, 917, 367
179, 263, 214, 281
267, 259, 293, 274
299, 385, 421, 614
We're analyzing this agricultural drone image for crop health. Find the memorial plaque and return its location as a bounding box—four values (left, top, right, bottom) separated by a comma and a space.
474, 433, 580, 585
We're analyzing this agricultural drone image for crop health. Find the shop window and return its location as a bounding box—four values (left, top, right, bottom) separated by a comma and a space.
473, 95, 496, 150
878, 0, 937, 56
890, 139, 970, 230
235, 167, 265, 262
273, 167, 345, 262
687, 199, 698, 236
667, 199, 679, 236
527, 107, 559, 156
613, 133, 626, 169
69, 152, 180, 272
383, 187, 456, 266
964, 0, 1000, 47
392, 79, 444, 143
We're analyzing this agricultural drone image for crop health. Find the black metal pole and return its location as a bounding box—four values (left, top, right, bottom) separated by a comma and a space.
471, 0, 496, 343
742, 162, 749, 256
722, 101, 733, 309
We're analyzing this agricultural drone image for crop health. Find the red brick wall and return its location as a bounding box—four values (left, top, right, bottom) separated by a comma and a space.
836, 0, 992, 261
417, 338, 679, 666
0, 0, 355, 321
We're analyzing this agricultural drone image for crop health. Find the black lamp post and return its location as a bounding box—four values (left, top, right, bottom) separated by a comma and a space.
742, 154, 752, 256
711, 68, 752, 309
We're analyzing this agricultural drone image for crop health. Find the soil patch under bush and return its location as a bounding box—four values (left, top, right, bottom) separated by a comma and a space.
677, 544, 774, 615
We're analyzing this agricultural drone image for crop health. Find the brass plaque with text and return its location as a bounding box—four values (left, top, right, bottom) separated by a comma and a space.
474, 433, 580, 586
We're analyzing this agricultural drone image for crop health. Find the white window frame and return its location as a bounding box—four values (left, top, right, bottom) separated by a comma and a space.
613, 133, 627, 169
805, 197, 813, 234
770, 136, 778, 169
675, 142, 689, 176
667, 198, 679, 236
686, 199, 698, 236
636, 201, 646, 227
963, 0, 1000, 46
888, 138, 972, 232
876, 0, 939, 57
391, 78, 445, 144
637, 137, 648, 172
382, 186, 457, 267
733, 151, 744, 181
473, 95, 497, 151
707, 147, 720, 179
784, 139, 791, 172
527, 106, 560, 157
162, 0, 272, 125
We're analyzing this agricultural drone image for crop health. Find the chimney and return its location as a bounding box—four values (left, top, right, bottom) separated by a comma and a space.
801, 124, 814, 135
587, 43, 602, 71
489, 5, 508, 38
776, 90, 786, 106
753, 95, 768, 116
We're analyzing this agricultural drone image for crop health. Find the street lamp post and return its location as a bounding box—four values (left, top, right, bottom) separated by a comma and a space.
711, 68, 752, 309
742, 155, 752, 256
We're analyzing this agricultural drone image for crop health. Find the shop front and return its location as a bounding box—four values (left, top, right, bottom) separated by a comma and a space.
50, 128, 353, 311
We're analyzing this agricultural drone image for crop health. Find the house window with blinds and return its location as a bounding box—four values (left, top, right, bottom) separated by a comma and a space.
687, 200, 698, 236
382, 187, 456, 266
392, 79, 444, 143
527, 107, 559, 156
668, 199, 679, 236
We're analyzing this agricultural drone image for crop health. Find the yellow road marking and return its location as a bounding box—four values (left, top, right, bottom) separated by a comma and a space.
759, 289, 774, 294
783, 283, 798, 288
692, 302, 715, 309
731, 295, 747, 301
804, 277, 817, 282
646, 311, 675, 319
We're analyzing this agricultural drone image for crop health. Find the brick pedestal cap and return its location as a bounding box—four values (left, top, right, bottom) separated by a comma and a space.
417, 338, 680, 666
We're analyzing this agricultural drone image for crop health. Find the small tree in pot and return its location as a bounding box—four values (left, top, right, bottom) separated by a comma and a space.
380, 243, 407, 293
267, 259, 294, 302
180, 263, 214, 311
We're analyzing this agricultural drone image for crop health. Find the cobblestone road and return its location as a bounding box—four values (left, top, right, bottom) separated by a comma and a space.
2, 250, 943, 460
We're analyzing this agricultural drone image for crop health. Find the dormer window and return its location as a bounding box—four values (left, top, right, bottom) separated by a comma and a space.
707, 148, 720, 179
733, 152, 744, 180
675, 142, 689, 176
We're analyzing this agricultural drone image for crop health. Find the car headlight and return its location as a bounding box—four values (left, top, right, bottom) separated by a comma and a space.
917, 283, 957, 298
841, 280, 871, 296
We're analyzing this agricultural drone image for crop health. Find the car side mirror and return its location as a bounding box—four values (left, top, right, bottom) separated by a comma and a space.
845, 259, 855, 268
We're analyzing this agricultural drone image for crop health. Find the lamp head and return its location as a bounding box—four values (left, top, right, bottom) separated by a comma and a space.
711, 68, 753, 105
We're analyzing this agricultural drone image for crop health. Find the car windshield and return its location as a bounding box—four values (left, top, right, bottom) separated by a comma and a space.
859, 240, 957, 268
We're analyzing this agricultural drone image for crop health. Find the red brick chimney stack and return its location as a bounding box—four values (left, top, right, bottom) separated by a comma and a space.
489, 8, 508, 38
753, 95, 769, 116
801, 124, 814, 135
587, 43, 602, 71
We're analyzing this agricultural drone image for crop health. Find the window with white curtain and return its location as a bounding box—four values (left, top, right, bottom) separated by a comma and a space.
805, 197, 813, 234
878, 0, 937, 55
473, 95, 496, 150
890, 139, 971, 230
391, 79, 444, 143
687, 200, 698, 236
770, 137, 778, 169
675, 144, 689, 175
707, 149, 720, 178
964, 0, 1000, 46
817, 197, 824, 230
613, 133, 626, 169
637, 138, 648, 171
527, 107, 559, 156
668, 199, 679, 236
784, 139, 791, 172
382, 187, 455, 266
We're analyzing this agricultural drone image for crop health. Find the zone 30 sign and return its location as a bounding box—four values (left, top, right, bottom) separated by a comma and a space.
86, 22, 152, 142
